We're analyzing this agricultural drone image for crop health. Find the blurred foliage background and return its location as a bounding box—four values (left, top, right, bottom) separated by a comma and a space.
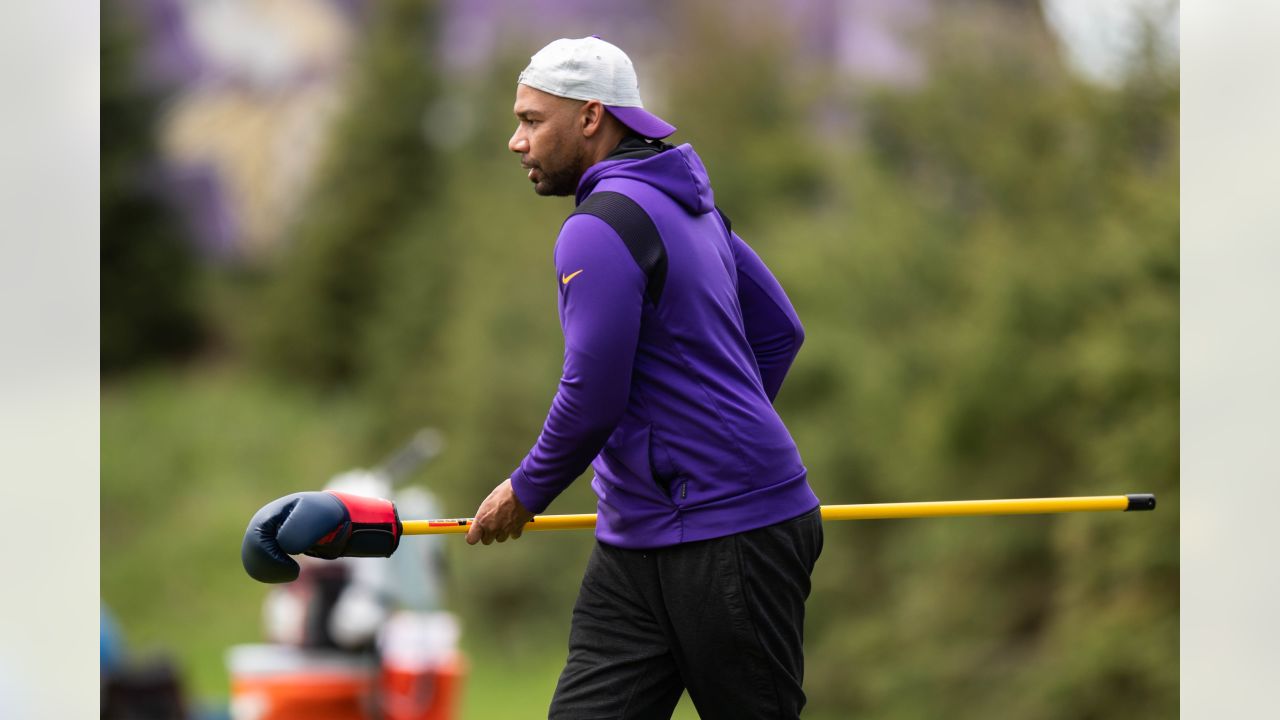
102, 0, 1178, 717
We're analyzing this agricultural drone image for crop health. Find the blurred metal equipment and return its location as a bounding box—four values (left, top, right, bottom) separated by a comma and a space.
375, 429, 445, 488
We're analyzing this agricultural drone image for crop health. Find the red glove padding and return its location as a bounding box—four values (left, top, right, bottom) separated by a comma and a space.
241, 490, 402, 583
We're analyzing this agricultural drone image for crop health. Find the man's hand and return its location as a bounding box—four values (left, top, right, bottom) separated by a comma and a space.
466, 478, 534, 545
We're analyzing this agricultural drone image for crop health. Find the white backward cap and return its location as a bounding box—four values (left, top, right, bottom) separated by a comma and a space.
518, 36, 676, 139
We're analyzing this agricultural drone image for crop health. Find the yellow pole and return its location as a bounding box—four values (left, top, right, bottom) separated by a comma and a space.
403, 513, 597, 535
401, 494, 1155, 536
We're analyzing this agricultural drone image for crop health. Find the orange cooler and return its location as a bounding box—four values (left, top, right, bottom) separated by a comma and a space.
228, 645, 376, 720
379, 653, 465, 720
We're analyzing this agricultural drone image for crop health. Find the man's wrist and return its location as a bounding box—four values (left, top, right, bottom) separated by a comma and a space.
508, 466, 550, 515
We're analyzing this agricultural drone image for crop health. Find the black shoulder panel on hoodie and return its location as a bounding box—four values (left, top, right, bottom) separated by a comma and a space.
571, 191, 668, 306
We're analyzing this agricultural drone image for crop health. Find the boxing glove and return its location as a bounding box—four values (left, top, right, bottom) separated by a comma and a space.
241, 491, 402, 583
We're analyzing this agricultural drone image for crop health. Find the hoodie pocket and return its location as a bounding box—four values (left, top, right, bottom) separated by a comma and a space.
599, 422, 678, 508
647, 428, 680, 495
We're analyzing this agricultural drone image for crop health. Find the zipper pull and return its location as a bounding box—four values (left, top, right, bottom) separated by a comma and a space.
680, 482, 687, 500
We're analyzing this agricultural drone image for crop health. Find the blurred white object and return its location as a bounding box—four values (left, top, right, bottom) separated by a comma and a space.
328, 583, 387, 649
379, 612, 462, 672
261, 583, 306, 646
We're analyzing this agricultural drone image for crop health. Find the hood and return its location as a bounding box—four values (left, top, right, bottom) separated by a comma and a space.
575, 139, 716, 215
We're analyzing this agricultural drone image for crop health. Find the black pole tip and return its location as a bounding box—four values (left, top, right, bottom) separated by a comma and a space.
1125, 493, 1157, 512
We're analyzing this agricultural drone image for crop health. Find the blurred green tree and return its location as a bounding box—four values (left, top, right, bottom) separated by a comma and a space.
256, 0, 443, 385
101, 4, 202, 373
778, 10, 1178, 718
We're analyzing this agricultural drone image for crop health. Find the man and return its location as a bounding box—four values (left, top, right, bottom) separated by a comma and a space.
465, 37, 823, 719
241, 36, 821, 720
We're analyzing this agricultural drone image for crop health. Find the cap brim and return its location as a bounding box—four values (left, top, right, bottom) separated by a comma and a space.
605, 106, 677, 139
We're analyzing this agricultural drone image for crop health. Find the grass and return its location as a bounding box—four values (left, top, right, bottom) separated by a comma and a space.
458, 645, 699, 719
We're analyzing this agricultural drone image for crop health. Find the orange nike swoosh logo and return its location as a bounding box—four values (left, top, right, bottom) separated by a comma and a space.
561, 269, 584, 285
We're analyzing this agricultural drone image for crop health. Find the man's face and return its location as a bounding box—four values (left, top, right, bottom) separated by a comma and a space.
509, 85, 588, 197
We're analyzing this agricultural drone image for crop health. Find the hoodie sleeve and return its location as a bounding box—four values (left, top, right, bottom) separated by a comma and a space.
730, 231, 805, 402
508, 215, 645, 514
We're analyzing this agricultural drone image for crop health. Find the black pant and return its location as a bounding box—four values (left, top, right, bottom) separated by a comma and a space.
548, 508, 823, 720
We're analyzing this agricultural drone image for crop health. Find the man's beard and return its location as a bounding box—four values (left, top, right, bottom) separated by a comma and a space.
534, 149, 587, 197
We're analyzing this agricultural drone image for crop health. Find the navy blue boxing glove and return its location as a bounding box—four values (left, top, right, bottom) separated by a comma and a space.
241, 491, 402, 583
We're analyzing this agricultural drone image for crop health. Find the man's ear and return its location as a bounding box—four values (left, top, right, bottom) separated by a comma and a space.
580, 100, 607, 137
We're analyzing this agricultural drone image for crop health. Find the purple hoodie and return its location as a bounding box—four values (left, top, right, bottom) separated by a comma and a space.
508, 141, 819, 549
